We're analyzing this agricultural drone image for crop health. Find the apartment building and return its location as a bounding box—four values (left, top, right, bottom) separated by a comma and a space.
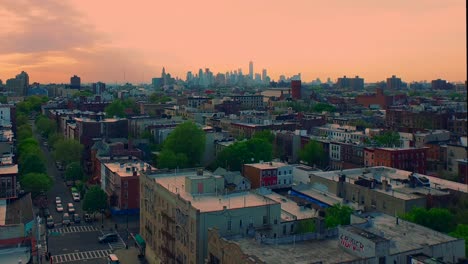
101, 158, 153, 211
243, 162, 293, 189
364, 147, 428, 174
139, 169, 282, 264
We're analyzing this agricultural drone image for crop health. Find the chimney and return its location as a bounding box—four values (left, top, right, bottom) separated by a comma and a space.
197, 168, 203, 176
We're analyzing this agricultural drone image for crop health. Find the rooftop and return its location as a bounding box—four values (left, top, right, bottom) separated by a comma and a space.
104, 160, 153, 178
245, 161, 290, 170
311, 166, 462, 198
356, 213, 461, 254
148, 170, 278, 213
0, 164, 18, 175
262, 190, 316, 221
230, 236, 357, 264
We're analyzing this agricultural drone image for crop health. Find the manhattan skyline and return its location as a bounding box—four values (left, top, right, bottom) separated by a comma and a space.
0, 0, 466, 84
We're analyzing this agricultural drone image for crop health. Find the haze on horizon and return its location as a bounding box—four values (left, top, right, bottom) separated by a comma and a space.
0, 0, 466, 84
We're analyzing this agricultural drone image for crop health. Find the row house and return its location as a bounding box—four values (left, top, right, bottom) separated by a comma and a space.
100, 157, 154, 211
229, 95, 265, 109
243, 162, 293, 188
364, 147, 428, 174
329, 142, 365, 170
386, 109, 450, 131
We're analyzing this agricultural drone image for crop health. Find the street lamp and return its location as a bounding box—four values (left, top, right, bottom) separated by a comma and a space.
126, 189, 129, 249
101, 209, 104, 229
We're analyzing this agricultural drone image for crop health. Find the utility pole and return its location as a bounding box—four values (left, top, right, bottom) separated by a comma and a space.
126, 188, 129, 249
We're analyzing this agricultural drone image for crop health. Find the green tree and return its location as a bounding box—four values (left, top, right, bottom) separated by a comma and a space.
157, 122, 205, 168
313, 103, 336, 113
401, 207, 455, 233
35, 115, 56, 137
214, 137, 273, 171
19, 152, 46, 176
104, 99, 139, 118
449, 224, 468, 256
299, 140, 326, 167
157, 149, 189, 169
253, 130, 274, 143
53, 139, 83, 166
82, 186, 108, 214
149, 93, 172, 104
0, 95, 7, 104
48, 133, 64, 149
65, 161, 84, 181
16, 114, 29, 127
20, 173, 52, 197
298, 219, 316, 233
325, 204, 353, 228
373, 131, 401, 147
18, 137, 41, 156
72, 90, 94, 98
17, 125, 33, 141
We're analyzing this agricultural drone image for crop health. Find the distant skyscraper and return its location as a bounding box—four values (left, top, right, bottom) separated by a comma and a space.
161, 67, 167, 86
386, 75, 402, 90
262, 69, 267, 83
336, 75, 364, 90
70, 75, 81, 89
249, 61, 254, 79
186, 71, 193, 82
16, 71, 29, 95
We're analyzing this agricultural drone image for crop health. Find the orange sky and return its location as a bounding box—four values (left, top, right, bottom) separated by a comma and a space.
0, 0, 466, 84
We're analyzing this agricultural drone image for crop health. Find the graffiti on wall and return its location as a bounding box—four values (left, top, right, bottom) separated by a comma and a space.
340, 234, 364, 252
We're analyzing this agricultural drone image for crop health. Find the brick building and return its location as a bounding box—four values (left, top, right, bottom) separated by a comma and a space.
386, 109, 450, 131
243, 162, 293, 188
364, 147, 428, 174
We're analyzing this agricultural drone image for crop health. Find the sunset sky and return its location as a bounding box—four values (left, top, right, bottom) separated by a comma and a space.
0, 0, 466, 84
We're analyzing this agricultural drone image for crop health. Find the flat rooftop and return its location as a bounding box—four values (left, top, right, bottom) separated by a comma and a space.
104, 160, 153, 178
359, 213, 461, 254
245, 162, 289, 170
149, 171, 278, 213
0, 164, 18, 175
262, 191, 316, 221
311, 166, 465, 195
231, 236, 357, 264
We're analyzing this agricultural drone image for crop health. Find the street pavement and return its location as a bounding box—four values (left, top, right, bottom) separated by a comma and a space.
32, 123, 142, 263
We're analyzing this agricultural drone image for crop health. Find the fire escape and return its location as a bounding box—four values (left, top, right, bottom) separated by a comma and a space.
160, 209, 176, 263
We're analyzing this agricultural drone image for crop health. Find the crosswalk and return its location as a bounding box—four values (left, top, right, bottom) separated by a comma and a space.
49, 225, 98, 234
51, 249, 112, 263
108, 235, 126, 250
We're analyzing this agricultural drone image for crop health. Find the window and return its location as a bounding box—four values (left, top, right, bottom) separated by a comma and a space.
227, 220, 232, 231
239, 220, 243, 228
263, 216, 267, 224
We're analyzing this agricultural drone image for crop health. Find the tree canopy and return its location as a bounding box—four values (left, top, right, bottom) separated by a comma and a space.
373, 131, 401, 147
253, 130, 274, 143
214, 137, 273, 171
401, 207, 455, 233
82, 186, 108, 214
53, 139, 83, 166
299, 140, 326, 168
449, 224, 468, 256
65, 161, 85, 181
20, 173, 53, 197
149, 93, 172, 104
104, 99, 139, 118
19, 152, 47, 176
312, 103, 336, 113
35, 115, 57, 138
325, 204, 353, 228
157, 122, 205, 169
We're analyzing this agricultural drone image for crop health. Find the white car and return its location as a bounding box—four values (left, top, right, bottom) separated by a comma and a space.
56, 203, 64, 212
55, 197, 61, 205
72, 193, 80, 202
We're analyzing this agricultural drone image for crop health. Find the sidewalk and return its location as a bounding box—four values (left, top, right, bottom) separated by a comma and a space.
114, 247, 147, 264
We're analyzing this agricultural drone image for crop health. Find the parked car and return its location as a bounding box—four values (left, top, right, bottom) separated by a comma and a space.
98, 233, 119, 243
84, 213, 92, 223
107, 254, 120, 264
73, 214, 81, 223
72, 193, 80, 202
56, 203, 63, 212
46, 216, 54, 228
62, 213, 71, 225
67, 203, 75, 213
55, 197, 61, 205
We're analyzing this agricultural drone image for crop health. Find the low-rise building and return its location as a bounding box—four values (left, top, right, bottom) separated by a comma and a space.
100, 158, 153, 212
243, 162, 293, 189
206, 213, 465, 264
364, 147, 428, 174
